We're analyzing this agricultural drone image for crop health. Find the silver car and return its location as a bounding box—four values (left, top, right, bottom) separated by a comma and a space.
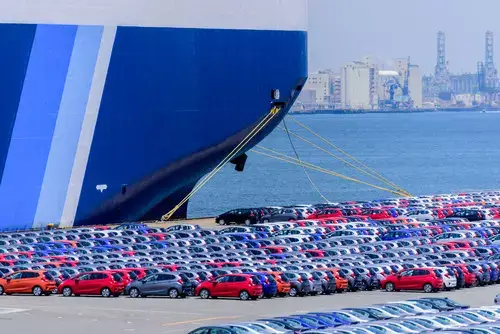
125, 272, 193, 298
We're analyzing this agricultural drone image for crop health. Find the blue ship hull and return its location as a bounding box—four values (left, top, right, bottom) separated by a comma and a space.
0, 13, 307, 229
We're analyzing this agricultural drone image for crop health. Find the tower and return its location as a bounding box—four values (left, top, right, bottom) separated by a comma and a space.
433, 31, 451, 98
483, 30, 498, 91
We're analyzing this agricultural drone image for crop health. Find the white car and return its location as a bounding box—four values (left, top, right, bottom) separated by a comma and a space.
434, 267, 457, 289
388, 301, 438, 315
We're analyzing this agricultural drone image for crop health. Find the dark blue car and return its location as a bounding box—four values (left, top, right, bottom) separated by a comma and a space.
249, 272, 277, 298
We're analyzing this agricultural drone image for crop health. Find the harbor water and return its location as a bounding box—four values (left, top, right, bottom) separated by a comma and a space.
189, 111, 500, 217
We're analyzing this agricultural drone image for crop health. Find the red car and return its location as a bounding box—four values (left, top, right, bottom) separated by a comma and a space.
382, 268, 443, 293
195, 274, 262, 300
446, 264, 478, 288
58, 271, 126, 297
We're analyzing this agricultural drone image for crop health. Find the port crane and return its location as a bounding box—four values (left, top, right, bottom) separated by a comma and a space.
380, 58, 413, 109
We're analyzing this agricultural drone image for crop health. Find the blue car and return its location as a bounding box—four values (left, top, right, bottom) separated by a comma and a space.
249, 272, 277, 298
306, 312, 350, 326
116, 222, 147, 230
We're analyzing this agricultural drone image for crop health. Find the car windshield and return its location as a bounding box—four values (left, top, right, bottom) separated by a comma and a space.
399, 321, 421, 330
391, 304, 414, 312
366, 308, 386, 317
384, 323, 405, 332
281, 318, 302, 327
447, 314, 468, 324
470, 329, 496, 334
379, 306, 402, 316
412, 302, 433, 310
460, 312, 481, 322
433, 316, 451, 325
364, 325, 386, 334
257, 321, 284, 330
332, 313, 353, 322
474, 310, 497, 319
426, 298, 449, 308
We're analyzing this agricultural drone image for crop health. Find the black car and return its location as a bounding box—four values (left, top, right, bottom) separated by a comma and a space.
215, 209, 259, 226
448, 209, 484, 221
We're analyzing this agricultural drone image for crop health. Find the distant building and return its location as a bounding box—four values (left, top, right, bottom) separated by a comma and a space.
296, 89, 316, 105
296, 70, 341, 110
341, 61, 378, 109
303, 72, 330, 105
422, 75, 434, 102
408, 64, 422, 108
454, 93, 481, 107
450, 73, 477, 94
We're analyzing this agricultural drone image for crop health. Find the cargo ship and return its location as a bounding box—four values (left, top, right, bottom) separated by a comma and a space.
0, 0, 308, 229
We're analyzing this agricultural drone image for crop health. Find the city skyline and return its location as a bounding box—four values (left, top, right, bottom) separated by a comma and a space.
308, 0, 500, 74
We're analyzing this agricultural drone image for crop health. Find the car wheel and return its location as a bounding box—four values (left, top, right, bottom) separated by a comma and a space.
199, 289, 210, 299
0, 285, 4, 295
129, 288, 140, 298
32, 286, 43, 296
239, 290, 250, 300
218, 219, 226, 225
168, 288, 179, 299
289, 287, 298, 297
385, 282, 395, 292
101, 287, 111, 297
360, 281, 368, 291
62, 287, 72, 297
423, 283, 433, 293
244, 219, 251, 226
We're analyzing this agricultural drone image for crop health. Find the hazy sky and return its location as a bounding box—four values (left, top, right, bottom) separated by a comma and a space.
308, 0, 500, 74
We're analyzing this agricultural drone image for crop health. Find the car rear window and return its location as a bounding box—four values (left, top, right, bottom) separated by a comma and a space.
43, 272, 54, 281
280, 274, 289, 282
111, 273, 122, 282
250, 276, 260, 285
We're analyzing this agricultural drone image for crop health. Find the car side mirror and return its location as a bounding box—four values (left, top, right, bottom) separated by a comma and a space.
6, 278, 11, 282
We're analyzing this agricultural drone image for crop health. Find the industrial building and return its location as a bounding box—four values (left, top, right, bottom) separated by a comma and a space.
340, 60, 378, 110
295, 70, 341, 110
426, 30, 499, 107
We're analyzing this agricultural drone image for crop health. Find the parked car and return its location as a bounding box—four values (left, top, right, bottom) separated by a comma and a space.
382, 268, 444, 293
125, 272, 193, 298
58, 271, 125, 297
0, 270, 57, 296
216, 209, 259, 226
195, 274, 262, 300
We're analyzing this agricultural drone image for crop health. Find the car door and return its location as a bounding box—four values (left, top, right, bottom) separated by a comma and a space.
19, 271, 39, 292
140, 274, 159, 295
212, 276, 231, 297
155, 273, 175, 296
397, 270, 414, 289
90, 273, 109, 294
73, 273, 92, 294
4, 272, 23, 293
227, 275, 245, 296
408, 269, 425, 289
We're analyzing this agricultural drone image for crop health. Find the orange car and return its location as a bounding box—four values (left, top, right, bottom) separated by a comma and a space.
268, 272, 291, 297
0, 270, 57, 296
320, 268, 348, 292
